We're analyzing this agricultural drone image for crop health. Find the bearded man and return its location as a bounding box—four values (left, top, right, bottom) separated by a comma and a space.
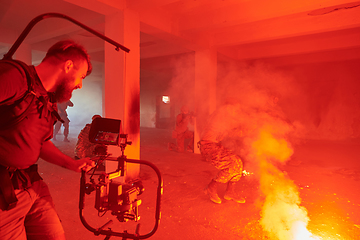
0, 40, 94, 240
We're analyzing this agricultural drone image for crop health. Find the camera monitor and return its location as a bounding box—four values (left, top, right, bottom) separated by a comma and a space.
89, 117, 122, 145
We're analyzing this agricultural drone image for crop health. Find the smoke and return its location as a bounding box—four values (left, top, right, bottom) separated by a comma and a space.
229, 67, 319, 238
166, 54, 195, 111
165, 56, 347, 238
251, 129, 313, 240
67, 77, 103, 127
202, 60, 317, 239
167, 55, 360, 141
222, 105, 317, 239
205, 97, 316, 239
216, 61, 299, 110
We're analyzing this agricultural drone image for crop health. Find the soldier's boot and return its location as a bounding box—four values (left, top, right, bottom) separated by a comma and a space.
204, 179, 222, 204
224, 181, 246, 204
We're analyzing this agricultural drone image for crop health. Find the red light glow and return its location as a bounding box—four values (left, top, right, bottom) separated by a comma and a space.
162, 96, 170, 104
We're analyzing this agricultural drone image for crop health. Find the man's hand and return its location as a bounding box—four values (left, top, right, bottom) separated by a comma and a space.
40, 140, 95, 172
71, 157, 95, 172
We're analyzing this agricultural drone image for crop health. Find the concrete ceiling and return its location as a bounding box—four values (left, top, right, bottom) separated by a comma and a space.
1, 0, 360, 73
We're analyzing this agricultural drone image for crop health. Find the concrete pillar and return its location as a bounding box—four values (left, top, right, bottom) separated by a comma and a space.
194, 49, 217, 154
104, 9, 140, 180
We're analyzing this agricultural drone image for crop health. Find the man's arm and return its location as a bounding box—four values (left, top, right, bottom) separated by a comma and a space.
40, 140, 94, 172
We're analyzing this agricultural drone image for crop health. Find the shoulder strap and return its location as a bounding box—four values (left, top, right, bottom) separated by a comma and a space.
0, 59, 34, 93
0, 59, 37, 129
13, 61, 64, 123
0, 60, 63, 129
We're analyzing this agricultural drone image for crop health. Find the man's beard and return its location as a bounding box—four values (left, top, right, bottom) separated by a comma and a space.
54, 76, 74, 103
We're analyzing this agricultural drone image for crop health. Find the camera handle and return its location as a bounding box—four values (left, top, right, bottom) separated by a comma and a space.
79, 158, 163, 240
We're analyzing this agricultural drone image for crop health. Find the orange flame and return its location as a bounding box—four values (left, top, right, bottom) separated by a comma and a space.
252, 130, 293, 162
251, 128, 321, 240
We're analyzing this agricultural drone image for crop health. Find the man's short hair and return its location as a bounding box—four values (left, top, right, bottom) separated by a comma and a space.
43, 40, 92, 76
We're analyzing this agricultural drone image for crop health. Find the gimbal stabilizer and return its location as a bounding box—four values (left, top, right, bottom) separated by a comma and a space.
79, 117, 163, 240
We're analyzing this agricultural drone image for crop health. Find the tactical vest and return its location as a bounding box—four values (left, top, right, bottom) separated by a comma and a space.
0, 59, 62, 129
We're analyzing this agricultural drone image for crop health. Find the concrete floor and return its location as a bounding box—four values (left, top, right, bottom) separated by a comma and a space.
43, 127, 360, 240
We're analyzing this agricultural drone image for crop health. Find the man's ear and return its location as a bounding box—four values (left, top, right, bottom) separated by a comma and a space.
64, 60, 74, 73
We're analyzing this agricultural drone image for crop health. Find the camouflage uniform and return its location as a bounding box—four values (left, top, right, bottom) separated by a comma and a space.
198, 103, 247, 204
198, 140, 243, 183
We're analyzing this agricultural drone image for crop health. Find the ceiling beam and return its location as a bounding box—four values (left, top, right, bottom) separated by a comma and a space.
177, 0, 360, 33
63, 0, 124, 15
217, 26, 360, 60
212, 5, 360, 47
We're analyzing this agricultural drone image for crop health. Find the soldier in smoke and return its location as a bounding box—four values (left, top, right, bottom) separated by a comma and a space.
170, 105, 195, 152
198, 102, 246, 204
198, 93, 296, 205
53, 99, 74, 142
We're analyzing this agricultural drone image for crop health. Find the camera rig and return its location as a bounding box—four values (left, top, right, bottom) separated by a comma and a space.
79, 117, 163, 240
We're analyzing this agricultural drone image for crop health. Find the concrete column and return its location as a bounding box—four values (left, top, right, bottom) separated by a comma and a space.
194, 49, 217, 154
104, 9, 140, 180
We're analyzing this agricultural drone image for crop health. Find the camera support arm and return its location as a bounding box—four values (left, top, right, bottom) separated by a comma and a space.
3, 12, 130, 60
79, 158, 163, 240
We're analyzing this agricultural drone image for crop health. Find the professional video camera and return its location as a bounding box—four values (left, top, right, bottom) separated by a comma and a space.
79, 117, 163, 240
